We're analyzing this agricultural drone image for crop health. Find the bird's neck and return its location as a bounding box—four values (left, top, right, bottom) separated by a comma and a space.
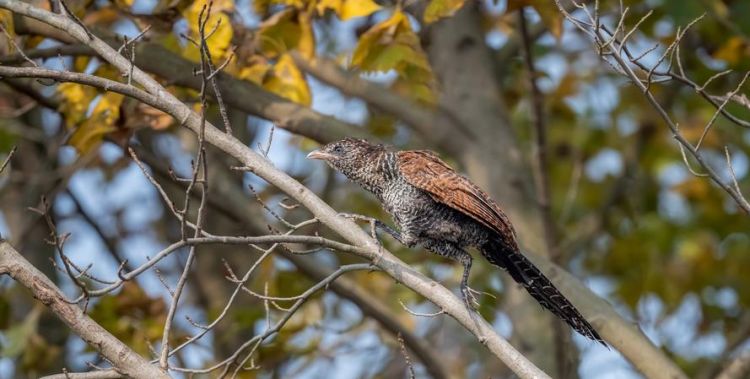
347, 150, 398, 196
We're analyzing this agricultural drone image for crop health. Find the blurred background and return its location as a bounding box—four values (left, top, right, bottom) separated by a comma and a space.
1, 0, 749, 378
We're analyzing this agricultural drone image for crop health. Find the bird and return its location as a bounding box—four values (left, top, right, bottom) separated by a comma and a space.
307, 138, 605, 345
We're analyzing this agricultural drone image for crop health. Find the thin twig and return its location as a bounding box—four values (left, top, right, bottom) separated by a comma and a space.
0, 146, 16, 175
398, 333, 416, 379
399, 300, 445, 318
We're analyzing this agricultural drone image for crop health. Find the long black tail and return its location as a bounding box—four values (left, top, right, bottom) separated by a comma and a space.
481, 238, 606, 346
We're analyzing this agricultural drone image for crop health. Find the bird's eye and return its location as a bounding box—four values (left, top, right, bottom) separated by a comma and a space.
333, 145, 343, 154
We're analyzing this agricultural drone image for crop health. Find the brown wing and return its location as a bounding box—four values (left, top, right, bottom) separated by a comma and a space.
397, 150, 518, 249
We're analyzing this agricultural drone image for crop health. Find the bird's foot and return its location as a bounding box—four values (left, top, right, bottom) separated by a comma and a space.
461, 285, 481, 310
337, 212, 374, 223
338, 212, 381, 243
338, 212, 385, 265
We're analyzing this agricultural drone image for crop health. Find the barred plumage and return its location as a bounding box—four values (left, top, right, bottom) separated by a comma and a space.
307, 138, 605, 345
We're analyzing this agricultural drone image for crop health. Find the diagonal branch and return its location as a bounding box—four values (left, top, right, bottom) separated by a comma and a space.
0, 240, 169, 379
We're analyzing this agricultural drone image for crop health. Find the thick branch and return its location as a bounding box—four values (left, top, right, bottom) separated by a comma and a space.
0, 240, 167, 379
716, 352, 750, 379
40, 370, 121, 379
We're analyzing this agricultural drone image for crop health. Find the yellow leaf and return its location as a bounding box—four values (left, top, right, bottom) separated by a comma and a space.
24, 35, 45, 49
209, 0, 235, 13
183, 1, 234, 62
551, 72, 579, 100
258, 8, 315, 58
84, 8, 121, 25
57, 83, 98, 126
423, 0, 466, 24
674, 177, 710, 200
68, 92, 124, 153
263, 54, 311, 105
68, 118, 118, 154
297, 11, 315, 58
0, 9, 14, 38
352, 10, 436, 102
353, 11, 418, 71
340, 0, 381, 20
238, 59, 271, 84
714, 37, 746, 65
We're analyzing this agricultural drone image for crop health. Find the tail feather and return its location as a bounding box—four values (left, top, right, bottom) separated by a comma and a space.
482, 239, 606, 346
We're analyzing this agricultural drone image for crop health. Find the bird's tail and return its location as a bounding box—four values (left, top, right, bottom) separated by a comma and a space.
481, 238, 606, 346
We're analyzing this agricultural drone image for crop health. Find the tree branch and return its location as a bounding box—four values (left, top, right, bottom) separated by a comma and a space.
716, 352, 750, 379
40, 370, 121, 379
0, 240, 168, 379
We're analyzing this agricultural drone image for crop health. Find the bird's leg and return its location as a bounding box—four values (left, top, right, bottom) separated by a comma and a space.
457, 253, 479, 310
422, 240, 479, 310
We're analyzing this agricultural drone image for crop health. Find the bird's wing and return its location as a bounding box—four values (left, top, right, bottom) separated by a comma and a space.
397, 150, 518, 248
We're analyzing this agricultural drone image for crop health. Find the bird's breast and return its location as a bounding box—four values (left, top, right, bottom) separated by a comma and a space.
379, 180, 492, 247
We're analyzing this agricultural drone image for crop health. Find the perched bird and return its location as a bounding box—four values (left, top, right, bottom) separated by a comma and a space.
307, 138, 605, 345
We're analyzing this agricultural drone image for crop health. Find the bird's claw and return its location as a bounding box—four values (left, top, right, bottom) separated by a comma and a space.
461, 286, 481, 310
337, 212, 368, 221
337, 213, 380, 240
338, 212, 384, 264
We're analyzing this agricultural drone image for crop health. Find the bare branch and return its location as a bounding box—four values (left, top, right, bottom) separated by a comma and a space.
40, 369, 121, 379
716, 352, 750, 379
399, 299, 446, 318
398, 333, 417, 379
0, 22, 37, 66
0, 146, 16, 175
724, 147, 750, 211
0, 241, 168, 378
555, 0, 750, 216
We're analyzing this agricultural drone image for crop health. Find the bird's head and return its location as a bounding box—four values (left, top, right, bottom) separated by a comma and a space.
306, 138, 383, 179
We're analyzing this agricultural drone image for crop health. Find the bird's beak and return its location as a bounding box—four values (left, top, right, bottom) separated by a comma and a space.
306, 150, 334, 161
